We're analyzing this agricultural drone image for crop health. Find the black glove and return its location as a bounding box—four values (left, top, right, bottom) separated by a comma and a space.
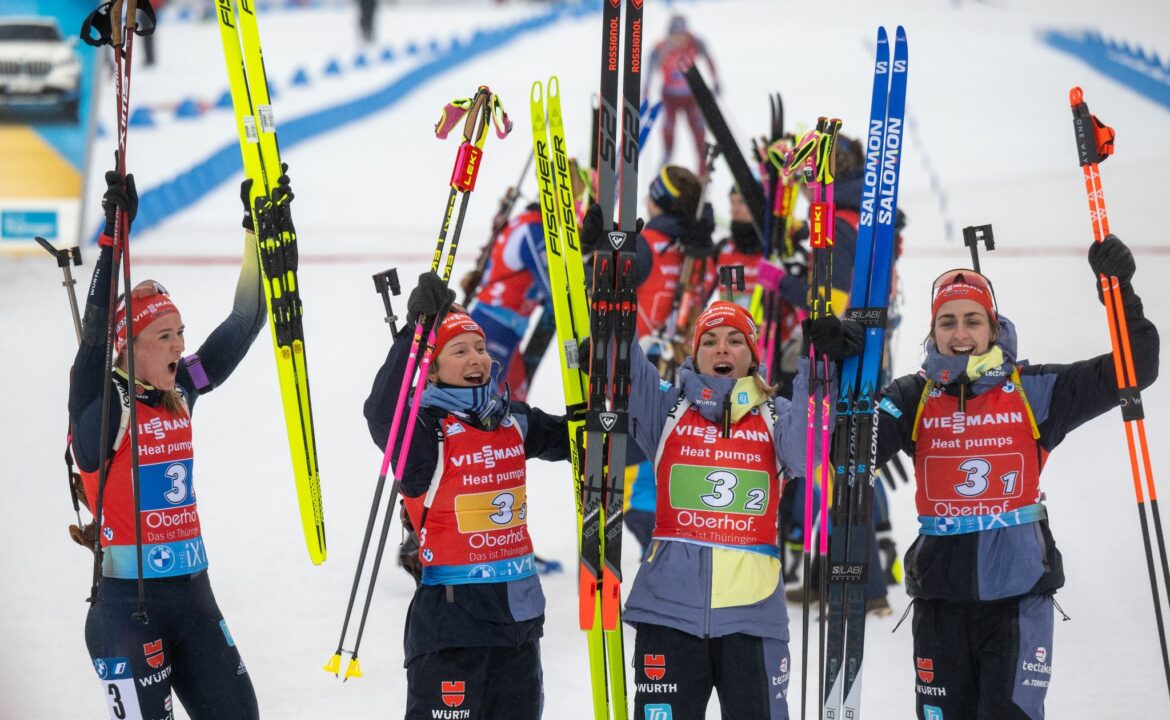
272, 164, 296, 233
407, 271, 454, 323
240, 178, 255, 232
579, 202, 643, 254
679, 202, 715, 258
101, 169, 137, 236
576, 335, 592, 373
1089, 234, 1135, 287
579, 202, 605, 254
802, 316, 864, 361
273, 163, 294, 207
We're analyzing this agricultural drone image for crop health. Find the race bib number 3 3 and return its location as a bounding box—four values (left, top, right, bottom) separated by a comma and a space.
669, 465, 769, 515
454, 488, 528, 533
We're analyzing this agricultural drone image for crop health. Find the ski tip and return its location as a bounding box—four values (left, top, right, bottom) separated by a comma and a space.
531, 80, 543, 103
323, 654, 341, 676
877, 26, 889, 44
1070, 86, 1084, 106
896, 24, 907, 40
343, 657, 363, 681
548, 75, 560, 97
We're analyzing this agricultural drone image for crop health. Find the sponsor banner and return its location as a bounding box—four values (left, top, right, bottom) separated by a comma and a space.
104, 537, 208, 579
0, 1, 99, 252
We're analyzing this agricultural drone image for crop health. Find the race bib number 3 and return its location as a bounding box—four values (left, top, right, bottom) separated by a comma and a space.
454, 488, 528, 533
668, 465, 769, 516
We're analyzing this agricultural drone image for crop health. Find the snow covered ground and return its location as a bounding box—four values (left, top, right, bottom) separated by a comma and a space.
3, 0, 1170, 717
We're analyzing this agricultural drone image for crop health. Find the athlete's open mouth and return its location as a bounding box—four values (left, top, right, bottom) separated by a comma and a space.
950, 345, 975, 356
167, 361, 178, 374
463, 372, 485, 384
712, 362, 734, 377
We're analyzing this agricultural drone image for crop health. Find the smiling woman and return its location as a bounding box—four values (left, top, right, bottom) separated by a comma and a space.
870, 235, 1160, 719
362, 272, 573, 719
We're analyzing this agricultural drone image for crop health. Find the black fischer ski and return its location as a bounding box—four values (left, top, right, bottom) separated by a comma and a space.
824, 26, 908, 720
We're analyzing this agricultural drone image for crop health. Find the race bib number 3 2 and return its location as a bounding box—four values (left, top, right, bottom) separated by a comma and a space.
668, 465, 769, 516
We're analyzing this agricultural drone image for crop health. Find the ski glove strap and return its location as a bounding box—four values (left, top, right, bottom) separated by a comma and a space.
80, 0, 157, 47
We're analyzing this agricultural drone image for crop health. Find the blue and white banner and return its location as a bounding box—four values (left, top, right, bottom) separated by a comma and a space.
0, 0, 99, 251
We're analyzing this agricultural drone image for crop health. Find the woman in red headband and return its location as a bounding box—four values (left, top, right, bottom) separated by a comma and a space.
69, 167, 269, 718
364, 272, 572, 720
588, 213, 859, 720
869, 235, 1158, 719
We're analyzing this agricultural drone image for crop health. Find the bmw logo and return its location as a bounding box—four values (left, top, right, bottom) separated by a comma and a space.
422, 548, 433, 562
94, 659, 108, 679
103, 527, 114, 541
469, 564, 496, 579
936, 517, 959, 535
1004, 382, 1015, 393
148, 545, 177, 573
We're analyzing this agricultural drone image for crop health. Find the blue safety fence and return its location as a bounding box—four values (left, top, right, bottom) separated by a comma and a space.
111, 42, 409, 131
164, 0, 354, 24
94, 0, 599, 243
1044, 30, 1170, 112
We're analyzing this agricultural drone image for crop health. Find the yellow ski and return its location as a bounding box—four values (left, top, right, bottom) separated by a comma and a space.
531, 76, 628, 720
213, 0, 325, 564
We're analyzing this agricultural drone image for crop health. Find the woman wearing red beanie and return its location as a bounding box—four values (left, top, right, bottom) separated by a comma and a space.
611, 284, 857, 718
870, 237, 1158, 719
364, 272, 571, 720
69, 168, 268, 718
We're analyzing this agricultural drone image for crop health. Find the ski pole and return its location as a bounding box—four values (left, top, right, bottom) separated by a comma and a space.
328, 86, 507, 681
372, 268, 402, 339
817, 118, 841, 720
36, 237, 83, 342
326, 89, 491, 680
79, 0, 154, 621
1070, 86, 1170, 699
37, 236, 90, 536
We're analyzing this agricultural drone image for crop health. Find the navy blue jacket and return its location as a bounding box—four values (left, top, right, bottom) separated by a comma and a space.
364, 321, 569, 662
875, 286, 1159, 602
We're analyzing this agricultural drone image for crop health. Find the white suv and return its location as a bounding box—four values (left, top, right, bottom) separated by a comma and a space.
0, 18, 82, 121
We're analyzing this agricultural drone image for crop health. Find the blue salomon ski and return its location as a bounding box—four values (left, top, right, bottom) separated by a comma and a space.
823, 25, 908, 720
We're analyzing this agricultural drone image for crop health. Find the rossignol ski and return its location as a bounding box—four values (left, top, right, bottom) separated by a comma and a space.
213, 0, 325, 564
531, 75, 627, 720
824, 25, 908, 720
581, 0, 643, 645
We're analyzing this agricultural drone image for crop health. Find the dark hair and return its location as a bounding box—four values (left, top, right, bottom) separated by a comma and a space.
663, 165, 702, 219
833, 134, 866, 179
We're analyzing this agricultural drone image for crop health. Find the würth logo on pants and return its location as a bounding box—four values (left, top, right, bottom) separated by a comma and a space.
143, 639, 165, 669
441, 680, 465, 708
916, 657, 935, 683
644, 654, 666, 681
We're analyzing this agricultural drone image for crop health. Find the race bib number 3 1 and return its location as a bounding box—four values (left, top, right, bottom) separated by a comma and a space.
668, 465, 769, 515
924, 453, 1025, 504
